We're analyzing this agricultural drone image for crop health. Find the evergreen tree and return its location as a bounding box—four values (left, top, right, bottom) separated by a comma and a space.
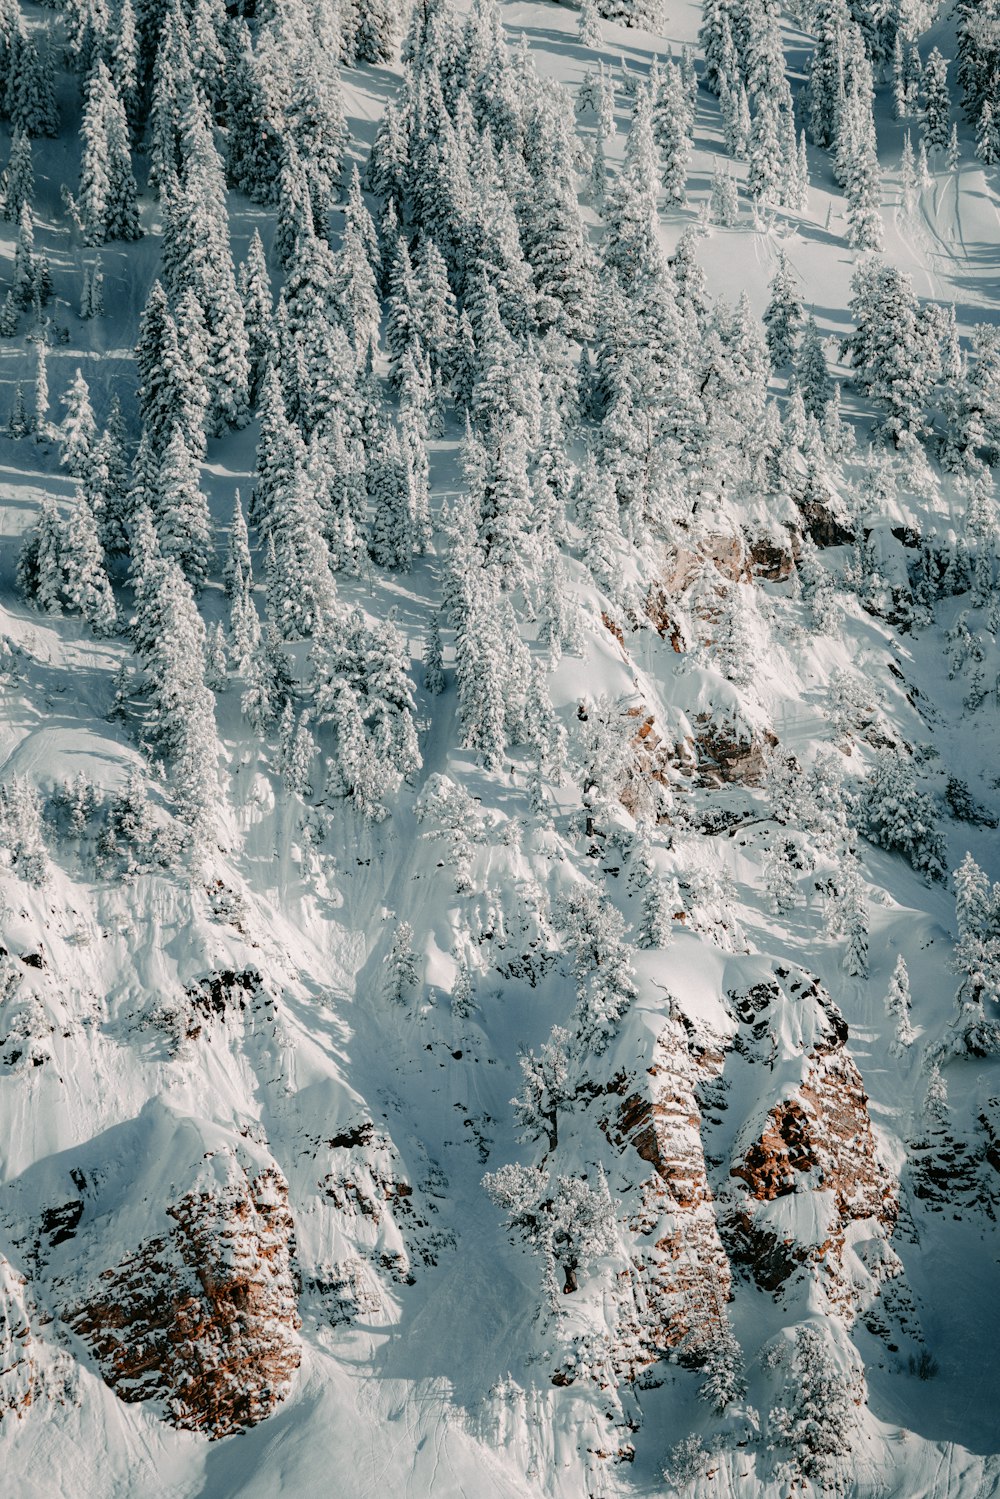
1, 130, 32, 221
976, 100, 1000, 165
886, 953, 916, 1053
7, 380, 27, 438
842, 90, 884, 250
32, 339, 48, 440
652, 58, 693, 207
77, 60, 141, 245
9, 27, 57, 138
238, 229, 276, 404
424, 611, 445, 694
796, 315, 834, 418
369, 425, 413, 573
59, 369, 97, 479
136, 280, 208, 458
61, 490, 118, 633
748, 94, 784, 211
138, 558, 220, 840
383, 920, 419, 1002
558, 883, 638, 1050
13, 202, 38, 308
921, 47, 951, 154
843, 261, 937, 440
710, 161, 740, 226
807, 0, 856, 148
164, 96, 250, 432
763, 251, 801, 370
579, 0, 602, 47
861, 749, 947, 881
770, 1325, 859, 1481
700, 0, 735, 96
154, 425, 213, 592
311, 606, 422, 820
264, 467, 338, 641
638, 876, 674, 949
0, 776, 49, 886
331, 210, 381, 365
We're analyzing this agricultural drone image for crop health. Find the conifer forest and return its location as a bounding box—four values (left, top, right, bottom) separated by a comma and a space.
1, 0, 1000, 1494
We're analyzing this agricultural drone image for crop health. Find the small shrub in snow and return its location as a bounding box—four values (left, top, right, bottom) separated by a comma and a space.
663, 1434, 707, 1488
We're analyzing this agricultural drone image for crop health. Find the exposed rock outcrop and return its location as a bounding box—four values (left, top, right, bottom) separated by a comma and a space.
604, 1019, 732, 1378
718, 969, 901, 1321
68, 1153, 300, 1437
693, 715, 778, 787
0, 1256, 33, 1417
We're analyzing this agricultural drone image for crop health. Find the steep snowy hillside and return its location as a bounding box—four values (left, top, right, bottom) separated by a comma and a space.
1, 0, 1000, 1495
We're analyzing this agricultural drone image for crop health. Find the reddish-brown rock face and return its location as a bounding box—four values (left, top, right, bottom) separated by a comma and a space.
604, 1020, 732, 1376
0, 1257, 33, 1417
721, 973, 899, 1316
67, 1156, 300, 1438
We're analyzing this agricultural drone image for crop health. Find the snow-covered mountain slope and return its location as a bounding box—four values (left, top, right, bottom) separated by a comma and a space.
1, 0, 1000, 1495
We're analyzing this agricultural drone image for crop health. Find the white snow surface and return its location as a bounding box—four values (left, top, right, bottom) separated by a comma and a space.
0, 1, 999, 1496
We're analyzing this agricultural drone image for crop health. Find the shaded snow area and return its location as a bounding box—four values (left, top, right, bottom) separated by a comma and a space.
2, 0, 1000, 1494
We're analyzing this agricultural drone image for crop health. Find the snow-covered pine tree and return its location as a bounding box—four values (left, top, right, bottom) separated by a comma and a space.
349, 0, 406, 65
59, 369, 97, 479
424, 611, 445, 695
165, 95, 250, 432
1, 130, 32, 221
8, 25, 57, 138
61, 489, 118, 633
763, 251, 801, 370
861, 748, 947, 881
154, 425, 213, 592
13, 202, 39, 308
710, 160, 740, 226
796, 315, 834, 418
312, 605, 421, 820
921, 47, 951, 155
886, 953, 916, 1053
264, 466, 338, 641
747, 94, 784, 213
700, 0, 735, 96
453, 572, 510, 773
557, 883, 638, 1051
238, 231, 276, 406
652, 58, 693, 208
638, 876, 674, 949
579, 0, 602, 47
841, 86, 884, 249
976, 99, 1000, 164
843, 260, 937, 440
31, 338, 49, 440
331, 209, 381, 366
140, 559, 221, 841
807, 0, 855, 148
77, 60, 140, 245
369, 424, 413, 573
0, 776, 49, 886
136, 279, 208, 459
482, 1162, 617, 1299
769, 1324, 859, 1481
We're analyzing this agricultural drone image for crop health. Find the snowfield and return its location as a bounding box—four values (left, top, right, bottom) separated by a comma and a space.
0, 0, 999, 1496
